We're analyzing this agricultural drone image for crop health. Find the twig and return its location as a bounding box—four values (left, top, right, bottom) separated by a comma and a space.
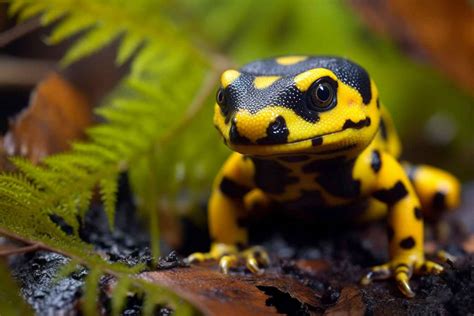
0, 17, 41, 47
0, 55, 55, 87
0, 228, 62, 257
0, 243, 40, 256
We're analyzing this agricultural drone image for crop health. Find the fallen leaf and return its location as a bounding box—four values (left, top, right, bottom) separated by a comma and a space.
1, 72, 93, 169
139, 263, 323, 316
323, 286, 365, 316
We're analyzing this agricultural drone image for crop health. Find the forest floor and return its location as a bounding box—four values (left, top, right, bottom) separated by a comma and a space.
10, 181, 474, 315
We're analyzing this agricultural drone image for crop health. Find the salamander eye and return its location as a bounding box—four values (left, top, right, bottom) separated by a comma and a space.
308, 77, 337, 111
216, 88, 226, 106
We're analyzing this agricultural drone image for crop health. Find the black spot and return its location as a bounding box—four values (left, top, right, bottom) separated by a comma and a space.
315, 159, 361, 198
419, 264, 428, 273
251, 158, 299, 194
229, 120, 251, 145
379, 119, 388, 140
278, 155, 310, 163
376, 97, 380, 109
373, 181, 408, 205
301, 157, 344, 173
219, 177, 251, 199
432, 191, 446, 211
342, 117, 371, 130
256, 116, 289, 145
370, 150, 382, 173
301, 157, 345, 173
414, 207, 423, 220
387, 225, 394, 241
399, 237, 416, 249
311, 136, 323, 147
283, 189, 326, 211
315, 144, 357, 155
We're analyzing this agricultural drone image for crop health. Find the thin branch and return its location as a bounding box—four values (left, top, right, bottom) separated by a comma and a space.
0, 243, 40, 256
0, 55, 55, 87
0, 18, 41, 47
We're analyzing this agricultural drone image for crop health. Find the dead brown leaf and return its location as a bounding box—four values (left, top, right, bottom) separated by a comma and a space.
0, 72, 93, 169
140, 263, 323, 316
323, 286, 365, 316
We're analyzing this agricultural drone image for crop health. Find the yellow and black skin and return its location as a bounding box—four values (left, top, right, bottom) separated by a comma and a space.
188, 56, 461, 298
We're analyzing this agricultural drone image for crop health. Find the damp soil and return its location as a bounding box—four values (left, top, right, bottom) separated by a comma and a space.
8, 178, 474, 315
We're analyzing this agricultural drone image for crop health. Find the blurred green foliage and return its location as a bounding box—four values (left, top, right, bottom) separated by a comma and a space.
0, 0, 472, 313
0, 260, 33, 316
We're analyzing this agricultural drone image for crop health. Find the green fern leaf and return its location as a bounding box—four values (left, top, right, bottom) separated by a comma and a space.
111, 277, 131, 316
0, 261, 33, 316
61, 25, 122, 66
83, 268, 101, 316
116, 31, 144, 65
47, 14, 97, 44
40, 7, 66, 25
7, 0, 26, 15
99, 174, 119, 229
17, 2, 46, 21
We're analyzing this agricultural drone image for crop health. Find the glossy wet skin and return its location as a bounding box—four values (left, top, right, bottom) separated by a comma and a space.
214, 56, 380, 158
189, 56, 461, 298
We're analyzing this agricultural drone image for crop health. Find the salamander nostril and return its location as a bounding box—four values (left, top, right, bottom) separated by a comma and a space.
256, 116, 289, 145
270, 118, 282, 131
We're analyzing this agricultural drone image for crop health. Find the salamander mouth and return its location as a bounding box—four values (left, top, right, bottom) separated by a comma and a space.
228, 128, 358, 156
219, 116, 372, 156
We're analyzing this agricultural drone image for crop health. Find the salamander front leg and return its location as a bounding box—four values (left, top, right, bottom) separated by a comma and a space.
361, 152, 444, 297
187, 186, 269, 274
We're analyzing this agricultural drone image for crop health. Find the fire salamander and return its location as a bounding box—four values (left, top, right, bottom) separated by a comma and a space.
188, 56, 461, 297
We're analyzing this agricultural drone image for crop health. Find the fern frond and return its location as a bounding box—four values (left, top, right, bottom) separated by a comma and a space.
116, 31, 143, 65
3, 0, 226, 311
99, 174, 119, 229
0, 261, 33, 316
111, 277, 131, 316
83, 268, 101, 316
61, 24, 122, 65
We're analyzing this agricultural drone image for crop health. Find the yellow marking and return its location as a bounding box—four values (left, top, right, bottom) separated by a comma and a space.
275, 56, 307, 65
293, 68, 336, 91
220, 69, 241, 88
253, 76, 281, 89
408, 164, 461, 212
